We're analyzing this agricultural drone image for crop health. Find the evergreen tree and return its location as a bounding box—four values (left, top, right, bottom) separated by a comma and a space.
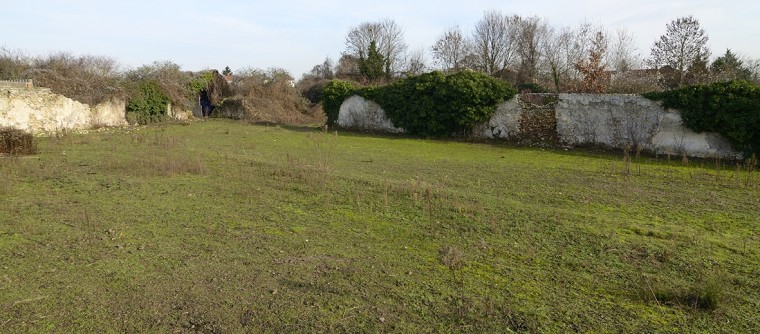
359, 41, 386, 81
711, 49, 751, 81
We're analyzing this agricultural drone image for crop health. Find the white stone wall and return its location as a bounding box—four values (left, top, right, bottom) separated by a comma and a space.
337, 96, 403, 133
336, 93, 740, 158
556, 94, 664, 149
475, 98, 521, 139
0, 87, 127, 134
556, 94, 737, 158
650, 111, 735, 158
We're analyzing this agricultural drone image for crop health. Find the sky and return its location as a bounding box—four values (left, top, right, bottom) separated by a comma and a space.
1, 0, 759, 78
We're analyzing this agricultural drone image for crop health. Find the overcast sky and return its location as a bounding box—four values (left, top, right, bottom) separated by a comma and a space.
2, 0, 759, 78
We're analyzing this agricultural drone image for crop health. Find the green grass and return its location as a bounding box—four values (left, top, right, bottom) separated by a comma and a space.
1, 119, 758, 333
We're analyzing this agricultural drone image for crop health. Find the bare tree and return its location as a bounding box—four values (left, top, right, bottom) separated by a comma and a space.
431, 26, 468, 71
609, 28, 641, 73
405, 47, 428, 76
648, 16, 710, 87
345, 18, 407, 77
541, 25, 574, 92
743, 57, 760, 84
471, 10, 519, 75
515, 16, 549, 84
539, 22, 607, 92
379, 18, 407, 75
304, 57, 334, 80
335, 53, 361, 80
606, 28, 659, 93
346, 21, 382, 59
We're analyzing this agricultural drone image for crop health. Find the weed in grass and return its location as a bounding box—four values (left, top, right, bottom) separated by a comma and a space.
439, 245, 468, 319
745, 154, 757, 187
623, 144, 632, 176
638, 270, 725, 311
714, 156, 722, 181
636, 144, 643, 176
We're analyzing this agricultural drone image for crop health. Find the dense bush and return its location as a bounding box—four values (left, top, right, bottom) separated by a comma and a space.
0, 127, 37, 156
322, 80, 358, 126
643, 80, 760, 156
126, 80, 170, 124
358, 71, 516, 136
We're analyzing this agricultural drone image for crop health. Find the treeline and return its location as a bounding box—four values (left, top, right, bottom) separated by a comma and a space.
300, 12, 760, 94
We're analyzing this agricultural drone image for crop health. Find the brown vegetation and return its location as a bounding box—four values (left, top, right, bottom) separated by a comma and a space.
0, 127, 37, 156
220, 69, 325, 125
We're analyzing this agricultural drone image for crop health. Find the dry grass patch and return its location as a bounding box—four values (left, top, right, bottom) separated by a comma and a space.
0, 127, 37, 156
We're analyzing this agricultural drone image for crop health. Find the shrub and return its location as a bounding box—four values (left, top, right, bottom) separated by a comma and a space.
517, 82, 548, 94
643, 80, 760, 156
322, 80, 358, 126
297, 78, 333, 104
0, 127, 37, 156
358, 71, 516, 136
23, 52, 125, 105
126, 80, 170, 124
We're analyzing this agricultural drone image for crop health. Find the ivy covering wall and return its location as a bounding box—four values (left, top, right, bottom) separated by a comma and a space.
323, 71, 516, 136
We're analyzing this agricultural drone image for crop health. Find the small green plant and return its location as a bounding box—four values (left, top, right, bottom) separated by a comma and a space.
439, 245, 467, 319
0, 127, 37, 155
188, 71, 214, 95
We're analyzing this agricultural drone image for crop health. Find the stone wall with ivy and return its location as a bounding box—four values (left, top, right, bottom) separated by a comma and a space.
338, 93, 740, 158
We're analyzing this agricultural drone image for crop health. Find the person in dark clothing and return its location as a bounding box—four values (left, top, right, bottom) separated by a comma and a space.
199, 90, 212, 118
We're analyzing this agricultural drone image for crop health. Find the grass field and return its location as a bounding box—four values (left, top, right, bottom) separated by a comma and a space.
1, 119, 758, 333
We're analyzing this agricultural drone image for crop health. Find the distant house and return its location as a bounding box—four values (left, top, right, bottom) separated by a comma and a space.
224, 74, 234, 85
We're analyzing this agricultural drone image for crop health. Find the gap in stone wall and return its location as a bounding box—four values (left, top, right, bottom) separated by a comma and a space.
517, 93, 559, 145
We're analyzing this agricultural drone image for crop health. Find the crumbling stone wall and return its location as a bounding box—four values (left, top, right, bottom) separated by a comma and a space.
0, 85, 126, 134
516, 94, 558, 145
